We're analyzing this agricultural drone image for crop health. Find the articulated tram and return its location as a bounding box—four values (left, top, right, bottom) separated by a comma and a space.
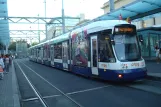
29, 20, 147, 81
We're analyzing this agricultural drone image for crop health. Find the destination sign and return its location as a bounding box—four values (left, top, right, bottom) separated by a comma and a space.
114, 26, 136, 34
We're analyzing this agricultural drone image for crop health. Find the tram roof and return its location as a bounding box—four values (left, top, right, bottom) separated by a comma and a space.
93, 0, 161, 22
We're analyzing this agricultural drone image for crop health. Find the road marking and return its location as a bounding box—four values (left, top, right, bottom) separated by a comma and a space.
15, 61, 48, 107
67, 85, 111, 95
43, 94, 62, 99
21, 61, 83, 107
23, 94, 62, 102
22, 97, 38, 102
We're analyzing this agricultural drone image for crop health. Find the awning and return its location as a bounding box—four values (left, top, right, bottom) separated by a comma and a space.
94, 0, 161, 21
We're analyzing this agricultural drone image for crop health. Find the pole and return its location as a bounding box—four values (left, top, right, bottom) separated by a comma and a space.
62, 0, 65, 33
30, 26, 32, 45
44, 0, 47, 40
38, 14, 40, 43
44, 0, 46, 18
109, 0, 114, 12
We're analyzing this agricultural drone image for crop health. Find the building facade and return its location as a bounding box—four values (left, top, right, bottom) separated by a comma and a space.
0, 0, 10, 54
102, 0, 161, 29
16, 41, 28, 58
101, 0, 135, 14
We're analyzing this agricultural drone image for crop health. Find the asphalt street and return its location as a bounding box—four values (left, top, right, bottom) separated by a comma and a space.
14, 59, 161, 107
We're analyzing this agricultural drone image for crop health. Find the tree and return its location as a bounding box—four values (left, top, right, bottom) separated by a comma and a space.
8, 42, 16, 51
0, 42, 5, 50
31, 42, 38, 46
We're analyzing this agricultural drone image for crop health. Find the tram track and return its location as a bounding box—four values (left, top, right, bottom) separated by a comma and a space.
14, 59, 161, 107
15, 61, 83, 107
19, 59, 161, 97
15, 61, 49, 107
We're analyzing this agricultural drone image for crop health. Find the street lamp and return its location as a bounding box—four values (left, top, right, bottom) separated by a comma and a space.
44, 0, 47, 40
29, 26, 32, 45
38, 14, 40, 43
62, 0, 65, 33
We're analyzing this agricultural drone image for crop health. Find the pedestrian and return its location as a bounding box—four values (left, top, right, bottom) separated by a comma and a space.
4, 55, 10, 73
155, 45, 160, 64
0, 55, 5, 80
159, 48, 161, 61
9, 55, 12, 65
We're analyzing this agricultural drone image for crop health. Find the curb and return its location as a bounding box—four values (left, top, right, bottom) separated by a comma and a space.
146, 74, 161, 81
12, 62, 21, 107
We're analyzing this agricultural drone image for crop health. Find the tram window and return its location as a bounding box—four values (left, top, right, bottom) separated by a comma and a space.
50, 45, 54, 60
40, 48, 42, 57
54, 43, 62, 59
47, 45, 50, 58
98, 35, 115, 62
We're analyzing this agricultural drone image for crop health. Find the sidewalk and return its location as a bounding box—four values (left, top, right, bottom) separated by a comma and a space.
145, 59, 161, 81
0, 62, 20, 107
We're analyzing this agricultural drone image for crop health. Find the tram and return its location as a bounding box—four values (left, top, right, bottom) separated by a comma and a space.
29, 20, 147, 81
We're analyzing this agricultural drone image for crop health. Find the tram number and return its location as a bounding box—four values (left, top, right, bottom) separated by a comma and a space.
131, 63, 139, 67
101, 64, 107, 68
141, 62, 144, 66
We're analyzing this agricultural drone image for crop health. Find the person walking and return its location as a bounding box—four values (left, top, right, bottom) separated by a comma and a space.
159, 48, 161, 61
155, 45, 160, 64
4, 55, 10, 73
0, 55, 5, 80
9, 55, 12, 65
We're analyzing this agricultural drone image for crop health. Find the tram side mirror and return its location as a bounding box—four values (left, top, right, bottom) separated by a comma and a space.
110, 34, 115, 45
138, 35, 143, 42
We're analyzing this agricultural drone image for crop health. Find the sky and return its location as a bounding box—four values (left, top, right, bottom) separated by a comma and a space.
7, 0, 108, 42
8, 0, 107, 19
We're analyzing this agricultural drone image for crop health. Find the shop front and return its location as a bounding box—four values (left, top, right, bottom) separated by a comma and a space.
137, 27, 161, 59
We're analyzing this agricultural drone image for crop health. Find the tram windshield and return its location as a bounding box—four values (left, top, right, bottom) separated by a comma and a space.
114, 34, 141, 61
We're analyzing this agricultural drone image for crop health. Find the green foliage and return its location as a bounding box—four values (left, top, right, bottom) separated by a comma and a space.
0, 42, 5, 50
9, 40, 30, 50
8, 42, 16, 51
31, 42, 38, 46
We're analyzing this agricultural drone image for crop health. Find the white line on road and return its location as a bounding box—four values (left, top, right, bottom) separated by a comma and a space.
43, 94, 62, 99
22, 94, 62, 102
66, 85, 111, 95
22, 97, 39, 102
21, 61, 83, 107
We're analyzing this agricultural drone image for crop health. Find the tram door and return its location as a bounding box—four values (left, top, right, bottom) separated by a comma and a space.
50, 45, 54, 66
62, 42, 68, 70
91, 36, 98, 75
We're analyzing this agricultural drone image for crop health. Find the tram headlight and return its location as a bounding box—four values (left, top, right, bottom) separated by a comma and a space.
118, 74, 123, 78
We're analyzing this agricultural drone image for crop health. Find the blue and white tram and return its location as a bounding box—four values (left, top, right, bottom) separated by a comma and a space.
29, 20, 147, 81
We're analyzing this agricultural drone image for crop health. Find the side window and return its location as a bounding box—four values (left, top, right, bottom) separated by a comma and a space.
50, 45, 54, 60
41, 47, 43, 58
98, 34, 115, 62
43, 46, 45, 58
47, 45, 50, 58
54, 43, 62, 59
